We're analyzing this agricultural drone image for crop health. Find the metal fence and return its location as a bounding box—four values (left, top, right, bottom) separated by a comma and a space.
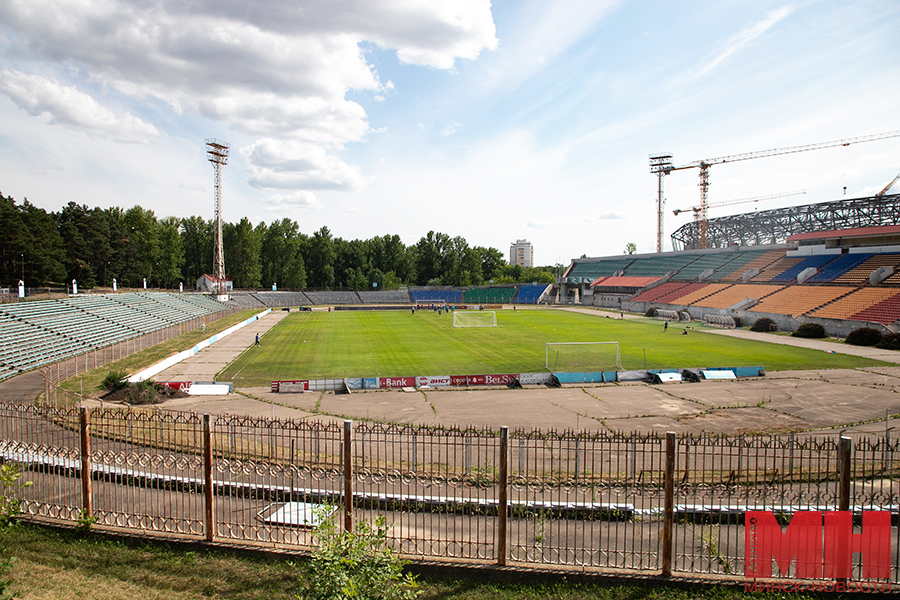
1, 402, 897, 584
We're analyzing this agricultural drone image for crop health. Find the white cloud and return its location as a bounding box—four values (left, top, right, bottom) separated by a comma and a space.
242, 138, 375, 191
0, 69, 158, 143
439, 120, 462, 136
523, 218, 552, 228
266, 190, 322, 210
694, 6, 795, 79
597, 212, 623, 220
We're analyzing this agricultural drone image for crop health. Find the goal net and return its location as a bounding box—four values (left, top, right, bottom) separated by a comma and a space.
546, 342, 621, 372
453, 311, 497, 327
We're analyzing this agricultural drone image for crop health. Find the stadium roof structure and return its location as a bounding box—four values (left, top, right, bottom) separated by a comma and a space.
670, 193, 900, 250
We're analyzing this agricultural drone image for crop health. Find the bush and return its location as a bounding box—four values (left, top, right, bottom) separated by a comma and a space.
750, 318, 777, 333
300, 509, 419, 600
1, 463, 32, 600
876, 333, 900, 350
846, 327, 882, 347
128, 379, 161, 405
732, 316, 743, 328
101, 369, 130, 391
792, 323, 826, 339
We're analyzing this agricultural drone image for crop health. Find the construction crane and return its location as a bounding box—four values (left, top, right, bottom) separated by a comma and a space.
876, 172, 900, 197
672, 190, 806, 217
651, 129, 900, 250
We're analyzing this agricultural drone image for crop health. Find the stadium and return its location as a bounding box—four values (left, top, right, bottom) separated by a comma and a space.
1, 191, 900, 585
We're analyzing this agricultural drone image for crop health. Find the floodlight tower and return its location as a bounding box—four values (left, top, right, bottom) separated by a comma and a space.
205, 138, 230, 299
649, 153, 674, 253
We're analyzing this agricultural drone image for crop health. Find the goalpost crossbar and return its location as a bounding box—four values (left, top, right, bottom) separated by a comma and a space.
545, 342, 620, 371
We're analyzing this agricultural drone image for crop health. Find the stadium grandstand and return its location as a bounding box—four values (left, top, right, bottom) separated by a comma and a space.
561, 196, 900, 337
0, 292, 228, 381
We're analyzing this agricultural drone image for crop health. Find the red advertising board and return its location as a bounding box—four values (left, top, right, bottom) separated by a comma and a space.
379, 376, 416, 388
159, 381, 191, 392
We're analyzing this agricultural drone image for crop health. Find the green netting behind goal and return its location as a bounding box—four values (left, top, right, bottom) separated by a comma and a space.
545, 342, 620, 371
453, 311, 497, 327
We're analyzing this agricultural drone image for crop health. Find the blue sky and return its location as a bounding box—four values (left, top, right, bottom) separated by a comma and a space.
1, 0, 898, 266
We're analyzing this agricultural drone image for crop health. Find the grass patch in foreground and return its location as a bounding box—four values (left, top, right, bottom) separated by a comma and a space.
57, 309, 262, 403
220, 309, 888, 385
7, 522, 849, 600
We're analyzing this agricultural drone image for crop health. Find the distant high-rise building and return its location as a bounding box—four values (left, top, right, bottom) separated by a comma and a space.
509, 239, 533, 268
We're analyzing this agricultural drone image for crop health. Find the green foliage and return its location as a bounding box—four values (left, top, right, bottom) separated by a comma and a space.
75, 509, 98, 534
846, 327, 883, 346
299, 510, 419, 600
750, 318, 777, 333
100, 370, 130, 391
128, 379, 161, 405
1, 463, 33, 599
791, 322, 826, 339
876, 333, 900, 350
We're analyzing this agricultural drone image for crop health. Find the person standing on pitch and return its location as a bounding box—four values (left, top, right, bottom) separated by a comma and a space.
255, 333, 260, 346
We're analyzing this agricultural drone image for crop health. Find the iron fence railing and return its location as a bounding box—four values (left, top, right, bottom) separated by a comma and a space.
1, 402, 898, 584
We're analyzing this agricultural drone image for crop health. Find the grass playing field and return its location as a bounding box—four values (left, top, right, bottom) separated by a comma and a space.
218, 309, 887, 386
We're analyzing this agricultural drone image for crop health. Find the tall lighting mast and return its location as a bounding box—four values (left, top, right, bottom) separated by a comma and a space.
649, 153, 674, 253
205, 138, 230, 299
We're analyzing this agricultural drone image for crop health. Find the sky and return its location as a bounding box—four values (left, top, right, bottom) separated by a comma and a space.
1, 0, 899, 267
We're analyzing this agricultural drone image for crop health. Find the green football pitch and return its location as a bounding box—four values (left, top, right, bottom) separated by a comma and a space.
218, 309, 886, 386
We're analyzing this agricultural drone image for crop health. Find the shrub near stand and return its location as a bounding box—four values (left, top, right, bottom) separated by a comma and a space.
876, 333, 900, 350
750, 318, 777, 333
792, 323, 826, 339
846, 327, 883, 347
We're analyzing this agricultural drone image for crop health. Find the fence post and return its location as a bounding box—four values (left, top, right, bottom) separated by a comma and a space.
498, 426, 509, 566
204, 413, 214, 542
662, 431, 676, 576
79, 406, 92, 517
839, 435, 851, 512
343, 420, 353, 532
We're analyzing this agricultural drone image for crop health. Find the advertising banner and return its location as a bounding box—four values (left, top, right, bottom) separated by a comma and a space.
379, 376, 416, 388
416, 375, 452, 387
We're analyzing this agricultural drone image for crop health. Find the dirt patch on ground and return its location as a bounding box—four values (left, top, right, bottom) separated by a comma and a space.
100, 384, 190, 406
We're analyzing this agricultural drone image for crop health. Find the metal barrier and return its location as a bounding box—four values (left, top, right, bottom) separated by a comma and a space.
1, 403, 898, 583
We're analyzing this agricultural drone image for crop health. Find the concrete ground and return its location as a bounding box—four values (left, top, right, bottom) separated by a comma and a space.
95, 306, 900, 437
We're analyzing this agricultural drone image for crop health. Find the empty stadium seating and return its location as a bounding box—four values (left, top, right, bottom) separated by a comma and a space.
848, 292, 900, 324
512, 284, 550, 304
770, 255, 837, 282
630, 282, 693, 303
304, 291, 361, 305
357, 290, 412, 303
720, 249, 785, 282
666, 283, 731, 306
691, 284, 785, 309
749, 285, 856, 316
810, 288, 900, 322
806, 253, 874, 283
750, 256, 804, 281
464, 287, 517, 304
833, 253, 900, 284
409, 288, 464, 304
624, 254, 699, 277
567, 258, 634, 281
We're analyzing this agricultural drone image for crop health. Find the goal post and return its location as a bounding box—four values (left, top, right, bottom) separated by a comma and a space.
546, 342, 621, 372
453, 311, 497, 327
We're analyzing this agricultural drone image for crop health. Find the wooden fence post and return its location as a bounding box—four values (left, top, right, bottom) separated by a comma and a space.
204, 413, 214, 542
343, 420, 353, 532
662, 431, 676, 576
498, 426, 509, 566
839, 435, 851, 512
79, 406, 92, 517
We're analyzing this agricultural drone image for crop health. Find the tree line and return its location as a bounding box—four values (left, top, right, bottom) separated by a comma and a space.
1, 194, 557, 290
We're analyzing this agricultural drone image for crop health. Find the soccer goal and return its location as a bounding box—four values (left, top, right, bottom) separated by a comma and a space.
453, 311, 497, 327
546, 342, 621, 371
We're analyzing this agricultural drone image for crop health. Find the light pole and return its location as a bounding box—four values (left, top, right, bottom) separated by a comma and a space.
20, 253, 24, 284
